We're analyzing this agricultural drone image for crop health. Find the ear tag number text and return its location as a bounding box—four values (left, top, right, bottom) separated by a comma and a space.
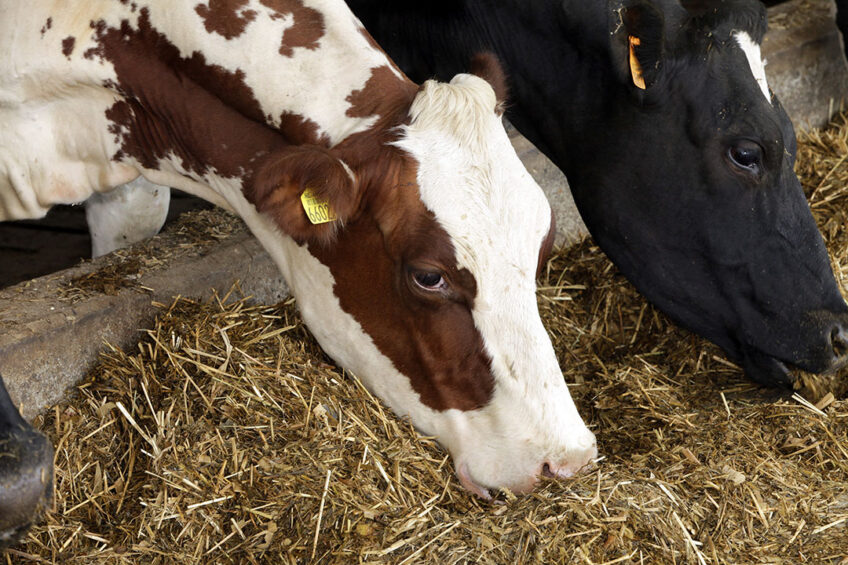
300, 188, 337, 225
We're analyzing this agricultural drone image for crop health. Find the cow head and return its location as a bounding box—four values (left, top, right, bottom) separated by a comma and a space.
248, 59, 596, 497
588, 0, 848, 386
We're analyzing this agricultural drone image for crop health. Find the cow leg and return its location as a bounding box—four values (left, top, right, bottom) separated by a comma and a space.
0, 375, 53, 549
85, 176, 171, 257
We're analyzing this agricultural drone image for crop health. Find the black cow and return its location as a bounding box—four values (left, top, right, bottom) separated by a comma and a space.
348, 0, 848, 386
0, 376, 52, 548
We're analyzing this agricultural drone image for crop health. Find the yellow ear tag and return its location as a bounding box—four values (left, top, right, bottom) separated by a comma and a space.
628, 35, 646, 90
300, 187, 337, 225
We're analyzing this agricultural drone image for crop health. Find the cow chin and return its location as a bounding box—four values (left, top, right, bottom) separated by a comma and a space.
739, 347, 795, 388
738, 339, 848, 389
733, 306, 848, 388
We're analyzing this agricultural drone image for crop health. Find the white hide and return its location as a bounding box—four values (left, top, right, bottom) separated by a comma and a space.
85, 177, 171, 257
734, 31, 771, 103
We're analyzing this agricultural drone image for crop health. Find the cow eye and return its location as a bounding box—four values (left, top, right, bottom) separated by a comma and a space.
411, 269, 447, 291
727, 141, 763, 176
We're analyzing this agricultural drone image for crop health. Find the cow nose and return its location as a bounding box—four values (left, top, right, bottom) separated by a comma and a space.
831, 323, 848, 362
0, 379, 54, 549
541, 435, 598, 480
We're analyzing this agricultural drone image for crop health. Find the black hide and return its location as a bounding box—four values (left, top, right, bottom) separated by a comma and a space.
348, 0, 848, 385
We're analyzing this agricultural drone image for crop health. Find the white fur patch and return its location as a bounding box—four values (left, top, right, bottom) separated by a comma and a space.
734, 31, 771, 103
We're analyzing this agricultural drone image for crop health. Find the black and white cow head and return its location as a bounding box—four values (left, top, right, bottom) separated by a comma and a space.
589, 0, 848, 385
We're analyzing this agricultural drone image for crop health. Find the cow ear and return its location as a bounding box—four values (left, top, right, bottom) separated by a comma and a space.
469, 52, 509, 115
250, 146, 361, 246
613, 1, 666, 92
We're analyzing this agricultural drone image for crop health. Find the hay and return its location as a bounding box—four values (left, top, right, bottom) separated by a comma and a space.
60, 209, 245, 302
7, 113, 848, 563
794, 112, 848, 401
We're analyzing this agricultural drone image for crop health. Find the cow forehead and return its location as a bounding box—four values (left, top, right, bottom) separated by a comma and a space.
393, 75, 551, 276
732, 31, 771, 104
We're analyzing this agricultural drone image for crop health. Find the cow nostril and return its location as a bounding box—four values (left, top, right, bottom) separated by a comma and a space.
832, 327, 848, 358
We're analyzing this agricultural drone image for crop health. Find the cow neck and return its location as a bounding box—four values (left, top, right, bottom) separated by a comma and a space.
89, 6, 418, 210
89, 8, 289, 200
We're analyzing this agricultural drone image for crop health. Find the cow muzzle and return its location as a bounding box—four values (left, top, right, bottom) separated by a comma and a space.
742, 309, 848, 388
0, 377, 53, 550
801, 310, 848, 375
455, 430, 598, 500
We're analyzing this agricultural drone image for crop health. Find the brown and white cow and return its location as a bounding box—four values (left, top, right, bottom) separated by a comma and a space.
0, 0, 596, 514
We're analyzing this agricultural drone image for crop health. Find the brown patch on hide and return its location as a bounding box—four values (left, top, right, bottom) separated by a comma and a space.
86, 10, 266, 123
61, 36, 76, 58
278, 111, 330, 146
259, 0, 324, 57
195, 0, 257, 40
88, 9, 285, 179
40, 17, 52, 36
345, 65, 418, 121
104, 100, 134, 164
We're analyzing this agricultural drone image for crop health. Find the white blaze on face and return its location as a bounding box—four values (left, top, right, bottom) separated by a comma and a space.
734, 31, 771, 103
392, 75, 596, 491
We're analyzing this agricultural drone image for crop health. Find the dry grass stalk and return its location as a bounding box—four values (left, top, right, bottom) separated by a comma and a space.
7, 114, 848, 564
60, 209, 245, 303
